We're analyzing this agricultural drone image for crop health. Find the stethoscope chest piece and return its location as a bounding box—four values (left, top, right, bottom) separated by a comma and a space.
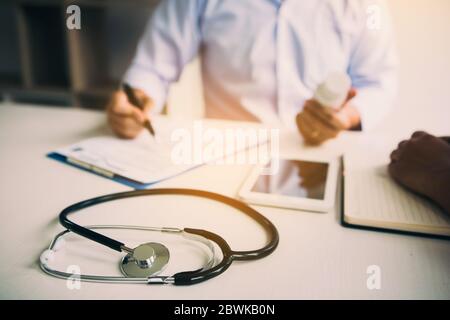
120, 242, 170, 278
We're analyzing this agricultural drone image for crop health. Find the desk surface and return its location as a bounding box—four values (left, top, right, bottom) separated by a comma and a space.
0, 102, 449, 299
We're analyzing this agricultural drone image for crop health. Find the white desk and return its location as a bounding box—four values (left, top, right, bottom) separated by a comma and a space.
0, 102, 449, 299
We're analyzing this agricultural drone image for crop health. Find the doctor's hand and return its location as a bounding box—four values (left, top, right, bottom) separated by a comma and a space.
296, 89, 360, 145
389, 131, 450, 214
107, 89, 154, 139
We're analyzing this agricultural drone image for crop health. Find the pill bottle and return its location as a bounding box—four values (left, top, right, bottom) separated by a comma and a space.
313, 72, 351, 110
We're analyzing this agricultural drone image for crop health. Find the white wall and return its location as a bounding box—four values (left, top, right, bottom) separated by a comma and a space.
386, 0, 450, 136
168, 1, 450, 135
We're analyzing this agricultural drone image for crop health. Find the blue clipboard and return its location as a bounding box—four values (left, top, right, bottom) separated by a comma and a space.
47, 152, 203, 190
47, 152, 155, 189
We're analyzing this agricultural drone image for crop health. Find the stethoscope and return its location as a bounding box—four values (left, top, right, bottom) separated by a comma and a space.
40, 188, 279, 285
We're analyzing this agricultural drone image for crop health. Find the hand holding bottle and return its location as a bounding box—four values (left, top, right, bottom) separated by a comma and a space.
296, 72, 360, 145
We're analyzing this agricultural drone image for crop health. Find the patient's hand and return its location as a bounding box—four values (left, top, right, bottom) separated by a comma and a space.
389, 131, 450, 214
296, 89, 360, 145
106, 89, 153, 139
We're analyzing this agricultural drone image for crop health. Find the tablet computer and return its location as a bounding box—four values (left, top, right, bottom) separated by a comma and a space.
238, 157, 339, 212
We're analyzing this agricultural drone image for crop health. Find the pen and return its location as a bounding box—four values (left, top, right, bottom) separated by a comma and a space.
122, 83, 156, 137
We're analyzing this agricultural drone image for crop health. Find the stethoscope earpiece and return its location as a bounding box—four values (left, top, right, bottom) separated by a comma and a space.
40, 237, 66, 266
40, 249, 55, 266
52, 238, 66, 251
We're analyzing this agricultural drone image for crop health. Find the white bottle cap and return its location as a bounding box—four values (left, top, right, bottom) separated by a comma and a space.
313, 72, 351, 110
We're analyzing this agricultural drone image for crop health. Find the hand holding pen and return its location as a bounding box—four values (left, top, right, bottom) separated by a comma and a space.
106, 84, 156, 139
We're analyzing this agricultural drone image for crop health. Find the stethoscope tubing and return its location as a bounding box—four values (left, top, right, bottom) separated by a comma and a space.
59, 188, 279, 260
53, 188, 279, 285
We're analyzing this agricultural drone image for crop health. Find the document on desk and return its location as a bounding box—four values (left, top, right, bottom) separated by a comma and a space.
48, 118, 268, 189
342, 138, 450, 238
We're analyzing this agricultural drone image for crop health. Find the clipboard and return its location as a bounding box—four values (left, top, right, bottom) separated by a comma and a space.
47, 152, 172, 189
47, 120, 269, 189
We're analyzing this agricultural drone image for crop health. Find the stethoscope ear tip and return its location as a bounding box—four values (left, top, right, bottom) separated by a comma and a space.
40, 249, 55, 266
53, 238, 66, 251
40, 237, 66, 266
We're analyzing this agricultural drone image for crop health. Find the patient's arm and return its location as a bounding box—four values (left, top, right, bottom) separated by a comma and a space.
388, 131, 450, 214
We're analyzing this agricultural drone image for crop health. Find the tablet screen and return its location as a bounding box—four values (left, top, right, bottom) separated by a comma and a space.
251, 159, 329, 200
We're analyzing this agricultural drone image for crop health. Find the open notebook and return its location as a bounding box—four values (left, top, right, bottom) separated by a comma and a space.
342, 139, 450, 238
48, 117, 269, 189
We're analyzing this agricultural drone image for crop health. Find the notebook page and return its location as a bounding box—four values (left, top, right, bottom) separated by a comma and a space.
344, 140, 450, 235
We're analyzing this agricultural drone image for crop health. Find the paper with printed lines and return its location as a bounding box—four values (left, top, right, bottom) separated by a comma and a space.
343, 140, 450, 237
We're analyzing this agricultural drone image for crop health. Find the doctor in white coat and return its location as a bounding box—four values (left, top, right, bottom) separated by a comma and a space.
107, 0, 397, 145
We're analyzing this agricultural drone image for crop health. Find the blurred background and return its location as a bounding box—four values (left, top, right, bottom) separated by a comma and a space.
0, 0, 449, 133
